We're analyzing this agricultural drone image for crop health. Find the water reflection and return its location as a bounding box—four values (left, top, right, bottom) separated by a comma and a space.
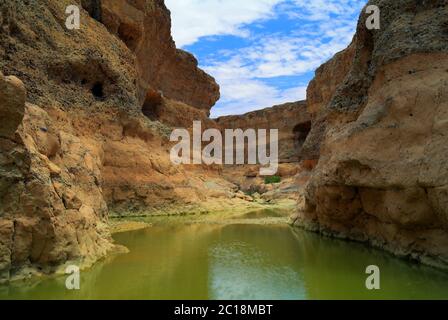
1, 223, 448, 300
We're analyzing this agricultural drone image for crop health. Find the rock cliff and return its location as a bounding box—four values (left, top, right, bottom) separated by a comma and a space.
217, 101, 311, 163
0, 71, 116, 283
2, 0, 447, 283
300, 43, 355, 160
0, 0, 225, 283
292, 0, 448, 269
99, 0, 220, 112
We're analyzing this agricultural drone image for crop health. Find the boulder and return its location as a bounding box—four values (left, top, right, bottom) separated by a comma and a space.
0, 72, 26, 138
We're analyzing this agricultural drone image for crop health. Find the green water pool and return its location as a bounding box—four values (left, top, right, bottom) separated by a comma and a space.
1, 218, 448, 300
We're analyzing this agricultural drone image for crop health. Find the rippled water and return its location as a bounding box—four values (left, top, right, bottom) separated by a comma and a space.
1, 218, 448, 300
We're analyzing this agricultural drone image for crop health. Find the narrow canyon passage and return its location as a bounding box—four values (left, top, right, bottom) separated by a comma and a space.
0, 0, 447, 302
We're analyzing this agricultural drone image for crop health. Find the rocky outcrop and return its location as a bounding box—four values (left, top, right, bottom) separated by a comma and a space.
217, 101, 311, 163
0, 0, 139, 112
142, 94, 217, 129
0, 72, 26, 138
0, 73, 117, 283
100, 0, 220, 112
0, 0, 140, 283
292, 0, 448, 269
0, 0, 219, 114
300, 43, 355, 160
0, 0, 225, 283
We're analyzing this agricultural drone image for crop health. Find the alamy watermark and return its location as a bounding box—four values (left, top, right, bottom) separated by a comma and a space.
65, 5, 80, 30
65, 265, 80, 290
365, 265, 381, 290
64, 4, 381, 31
170, 121, 279, 176
366, 5, 380, 30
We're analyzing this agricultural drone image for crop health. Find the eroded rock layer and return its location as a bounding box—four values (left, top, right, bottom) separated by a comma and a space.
217, 101, 311, 163
300, 43, 355, 160
292, 0, 448, 269
100, 0, 220, 112
0, 72, 116, 283
0, 0, 226, 283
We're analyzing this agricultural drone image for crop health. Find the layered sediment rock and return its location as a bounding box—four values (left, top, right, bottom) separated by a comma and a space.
100, 0, 220, 112
0, 73, 116, 283
0, 0, 225, 282
300, 43, 355, 160
292, 0, 448, 269
0, 0, 139, 112
217, 101, 311, 163
0, 72, 26, 138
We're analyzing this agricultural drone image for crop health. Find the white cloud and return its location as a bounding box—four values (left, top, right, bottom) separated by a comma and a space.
206, 27, 355, 117
211, 78, 307, 118
165, 0, 283, 47
165, 0, 367, 117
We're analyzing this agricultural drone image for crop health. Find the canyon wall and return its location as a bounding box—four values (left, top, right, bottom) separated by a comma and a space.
2, 0, 446, 284
217, 101, 311, 163
0, 0, 227, 283
99, 0, 220, 112
291, 0, 448, 269
300, 43, 355, 160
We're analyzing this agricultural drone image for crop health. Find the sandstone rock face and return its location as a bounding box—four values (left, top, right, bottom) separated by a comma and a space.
217, 101, 311, 163
0, 0, 224, 282
292, 0, 448, 269
0, 86, 116, 283
0, 72, 26, 138
0, 0, 144, 282
0, 0, 139, 112
100, 0, 220, 112
143, 95, 216, 129
301, 43, 355, 160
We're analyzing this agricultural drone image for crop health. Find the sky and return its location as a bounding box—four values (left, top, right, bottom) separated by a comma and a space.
165, 0, 368, 118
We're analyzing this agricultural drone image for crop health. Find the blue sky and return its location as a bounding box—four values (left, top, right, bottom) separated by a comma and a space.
165, 0, 368, 118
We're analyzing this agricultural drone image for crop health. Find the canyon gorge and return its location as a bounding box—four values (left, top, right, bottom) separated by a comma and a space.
0, 0, 447, 288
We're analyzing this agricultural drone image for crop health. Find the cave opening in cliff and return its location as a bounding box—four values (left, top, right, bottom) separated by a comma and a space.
91, 82, 104, 100
293, 121, 311, 152
142, 89, 163, 121
81, 0, 102, 22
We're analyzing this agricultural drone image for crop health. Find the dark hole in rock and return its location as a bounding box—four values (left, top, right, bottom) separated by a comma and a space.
293, 121, 312, 152
81, 0, 102, 22
91, 82, 104, 100
142, 89, 163, 121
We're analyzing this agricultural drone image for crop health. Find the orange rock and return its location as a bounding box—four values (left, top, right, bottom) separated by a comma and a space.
101, 0, 220, 111
295, 0, 448, 270
217, 101, 311, 163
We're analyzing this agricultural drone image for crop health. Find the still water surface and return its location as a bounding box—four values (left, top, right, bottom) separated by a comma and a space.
1, 217, 448, 300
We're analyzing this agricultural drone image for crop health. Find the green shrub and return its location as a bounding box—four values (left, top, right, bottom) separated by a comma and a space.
264, 176, 281, 184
